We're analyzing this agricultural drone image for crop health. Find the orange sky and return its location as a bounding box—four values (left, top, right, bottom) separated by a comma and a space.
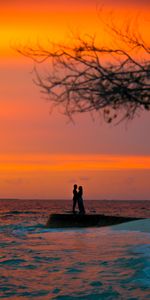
0, 0, 150, 199
1, 0, 149, 57
1, 154, 150, 172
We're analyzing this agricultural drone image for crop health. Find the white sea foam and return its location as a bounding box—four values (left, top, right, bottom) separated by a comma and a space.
112, 218, 150, 233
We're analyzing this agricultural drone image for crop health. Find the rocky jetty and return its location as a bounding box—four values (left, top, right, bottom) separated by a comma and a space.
46, 213, 142, 228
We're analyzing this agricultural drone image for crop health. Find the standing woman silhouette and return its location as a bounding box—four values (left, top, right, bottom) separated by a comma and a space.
78, 186, 85, 214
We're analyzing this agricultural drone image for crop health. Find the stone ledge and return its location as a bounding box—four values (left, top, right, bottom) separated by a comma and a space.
46, 213, 142, 228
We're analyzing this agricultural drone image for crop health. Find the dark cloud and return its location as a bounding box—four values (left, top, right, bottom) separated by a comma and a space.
2, 0, 149, 6
79, 177, 90, 181
4, 178, 25, 185
125, 177, 135, 185
68, 177, 90, 183
1, 0, 92, 6
101, 0, 149, 6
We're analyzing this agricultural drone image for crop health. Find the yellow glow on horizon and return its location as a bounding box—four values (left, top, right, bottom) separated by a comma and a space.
1, 154, 150, 173
0, 4, 149, 58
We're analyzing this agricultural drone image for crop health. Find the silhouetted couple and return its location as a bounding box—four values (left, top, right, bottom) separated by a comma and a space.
72, 184, 85, 214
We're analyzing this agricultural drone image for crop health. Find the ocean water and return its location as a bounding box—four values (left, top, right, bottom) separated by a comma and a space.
1, 199, 150, 299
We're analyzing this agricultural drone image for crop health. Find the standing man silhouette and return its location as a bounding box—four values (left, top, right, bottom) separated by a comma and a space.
72, 184, 78, 214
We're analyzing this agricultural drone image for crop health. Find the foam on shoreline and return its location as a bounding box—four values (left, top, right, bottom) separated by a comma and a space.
112, 218, 150, 233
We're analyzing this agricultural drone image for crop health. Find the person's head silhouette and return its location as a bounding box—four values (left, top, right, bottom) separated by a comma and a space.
78, 186, 83, 194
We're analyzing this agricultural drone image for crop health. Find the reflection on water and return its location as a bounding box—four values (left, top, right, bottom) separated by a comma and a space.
1, 199, 150, 299
1, 225, 150, 299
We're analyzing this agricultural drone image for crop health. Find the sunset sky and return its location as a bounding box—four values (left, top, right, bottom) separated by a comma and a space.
0, 0, 150, 200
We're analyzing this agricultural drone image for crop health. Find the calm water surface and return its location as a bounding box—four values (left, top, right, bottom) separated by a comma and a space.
1, 199, 150, 299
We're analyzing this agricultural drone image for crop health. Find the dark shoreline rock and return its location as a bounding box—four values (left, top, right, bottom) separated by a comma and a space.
46, 213, 143, 228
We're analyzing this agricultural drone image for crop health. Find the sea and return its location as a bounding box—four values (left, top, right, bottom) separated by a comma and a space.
1, 199, 150, 300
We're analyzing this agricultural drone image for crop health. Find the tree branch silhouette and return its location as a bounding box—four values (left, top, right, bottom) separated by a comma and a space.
17, 25, 150, 123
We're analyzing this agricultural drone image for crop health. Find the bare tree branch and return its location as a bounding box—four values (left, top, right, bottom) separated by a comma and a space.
17, 25, 150, 123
